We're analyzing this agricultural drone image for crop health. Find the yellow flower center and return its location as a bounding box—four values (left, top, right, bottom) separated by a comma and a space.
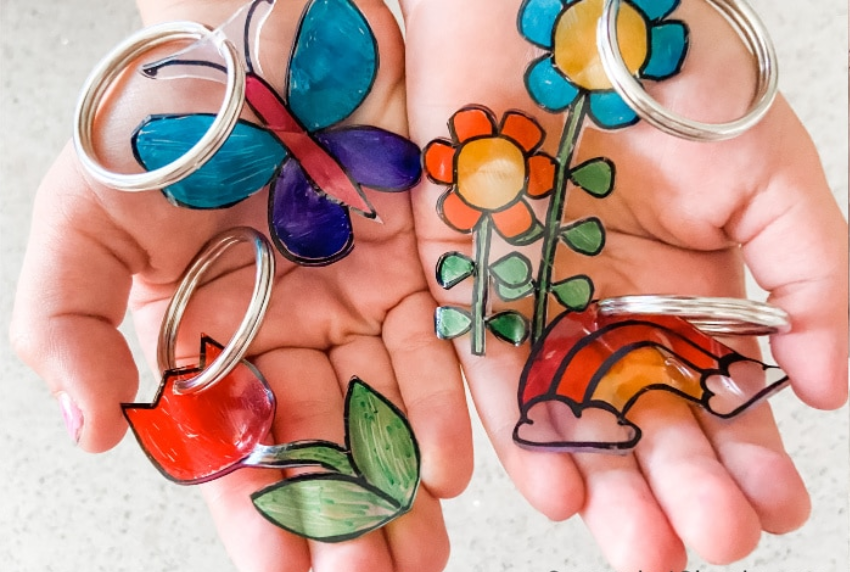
553, 0, 648, 91
456, 138, 526, 211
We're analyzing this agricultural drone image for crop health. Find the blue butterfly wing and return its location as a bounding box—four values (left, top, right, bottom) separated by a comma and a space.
286, 0, 377, 131
133, 114, 287, 209
269, 158, 354, 265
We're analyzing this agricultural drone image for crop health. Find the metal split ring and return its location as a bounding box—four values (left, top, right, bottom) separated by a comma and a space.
598, 0, 778, 141
73, 21, 246, 191
157, 227, 275, 394
597, 295, 790, 336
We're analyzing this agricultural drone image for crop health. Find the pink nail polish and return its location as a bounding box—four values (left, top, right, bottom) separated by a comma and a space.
57, 392, 83, 444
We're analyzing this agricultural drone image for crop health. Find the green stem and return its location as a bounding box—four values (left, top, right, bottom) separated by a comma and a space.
244, 441, 357, 477
471, 215, 493, 356
531, 93, 589, 343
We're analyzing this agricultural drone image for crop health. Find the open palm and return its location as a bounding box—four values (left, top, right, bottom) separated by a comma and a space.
402, 0, 847, 570
11, 1, 472, 571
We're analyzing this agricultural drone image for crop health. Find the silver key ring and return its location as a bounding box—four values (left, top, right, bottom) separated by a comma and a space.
597, 0, 778, 141
158, 227, 275, 395
73, 21, 246, 191
597, 295, 790, 336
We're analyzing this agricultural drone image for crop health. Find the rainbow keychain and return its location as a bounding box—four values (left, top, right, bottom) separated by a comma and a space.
74, 0, 422, 266
121, 228, 420, 541
423, 0, 788, 452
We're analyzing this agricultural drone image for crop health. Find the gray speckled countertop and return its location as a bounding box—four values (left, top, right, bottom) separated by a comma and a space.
1, 1, 847, 571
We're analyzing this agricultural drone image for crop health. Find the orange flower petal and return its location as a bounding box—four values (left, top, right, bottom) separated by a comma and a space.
439, 190, 482, 233
450, 106, 497, 143
491, 199, 534, 239
527, 153, 556, 198
423, 139, 456, 184
500, 111, 544, 152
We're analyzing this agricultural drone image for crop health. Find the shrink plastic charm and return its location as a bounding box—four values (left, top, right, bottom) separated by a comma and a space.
74, 0, 422, 266
424, 0, 787, 451
123, 228, 420, 541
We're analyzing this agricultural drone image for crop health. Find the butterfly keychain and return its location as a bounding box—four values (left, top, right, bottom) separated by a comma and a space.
122, 227, 420, 541
74, 0, 422, 265
424, 0, 790, 452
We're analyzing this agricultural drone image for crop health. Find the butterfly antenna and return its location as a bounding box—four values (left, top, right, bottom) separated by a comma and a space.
139, 0, 276, 82
243, 0, 276, 77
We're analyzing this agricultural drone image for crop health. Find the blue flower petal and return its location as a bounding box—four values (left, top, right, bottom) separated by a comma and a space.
588, 91, 638, 129
630, 0, 680, 21
518, 0, 565, 48
525, 56, 580, 112
642, 21, 688, 80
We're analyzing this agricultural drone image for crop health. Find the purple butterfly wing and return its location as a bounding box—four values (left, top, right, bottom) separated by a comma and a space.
268, 125, 420, 265
315, 126, 422, 191
268, 158, 353, 266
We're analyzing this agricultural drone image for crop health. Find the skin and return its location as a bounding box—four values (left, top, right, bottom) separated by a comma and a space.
12, 1, 471, 571
402, 0, 846, 570
9, 1, 847, 571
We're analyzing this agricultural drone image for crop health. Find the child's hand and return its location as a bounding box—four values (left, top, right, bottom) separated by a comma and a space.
10, 1, 472, 571
402, 0, 847, 570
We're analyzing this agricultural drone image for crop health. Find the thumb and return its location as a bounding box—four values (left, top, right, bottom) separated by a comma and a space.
10, 145, 146, 452
730, 100, 848, 410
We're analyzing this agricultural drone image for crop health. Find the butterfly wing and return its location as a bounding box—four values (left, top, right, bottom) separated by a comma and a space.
269, 158, 354, 265
286, 0, 377, 131
132, 114, 287, 208
315, 126, 422, 192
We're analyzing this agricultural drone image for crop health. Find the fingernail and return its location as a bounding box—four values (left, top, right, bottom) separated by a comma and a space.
57, 392, 83, 444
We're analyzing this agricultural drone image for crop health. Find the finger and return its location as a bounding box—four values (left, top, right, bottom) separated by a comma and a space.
10, 147, 146, 452
695, 403, 810, 535
259, 348, 396, 572
327, 337, 448, 572
728, 99, 848, 409
464, 340, 586, 521
201, 347, 349, 572
630, 393, 761, 565
573, 450, 686, 572
384, 291, 474, 498
383, 488, 450, 572
200, 468, 310, 572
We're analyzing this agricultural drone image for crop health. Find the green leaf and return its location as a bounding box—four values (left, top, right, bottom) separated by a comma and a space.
252, 474, 400, 542
436, 251, 475, 289
435, 306, 472, 339
551, 275, 594, 311
345, 379, 420, 507
486, 311, 529, 345
508, 218, 544, 246
489, 252, 533, 288
495, 280, 536, 302
559, 218, 605, 255
570, 158, 615, 198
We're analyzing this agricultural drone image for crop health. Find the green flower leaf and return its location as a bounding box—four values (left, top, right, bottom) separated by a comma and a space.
570, 158, 615, 198
486, 311, 530, 346
559, 217, 605, 255
252, 474, 400, 543
436, 251, 475, 289
508, 218, 544, 246
495, 280, 536, 302
435, 306, 473, 339
489, 252, 533, 288
551, 275, 594, 311
346, 379, 420, 508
